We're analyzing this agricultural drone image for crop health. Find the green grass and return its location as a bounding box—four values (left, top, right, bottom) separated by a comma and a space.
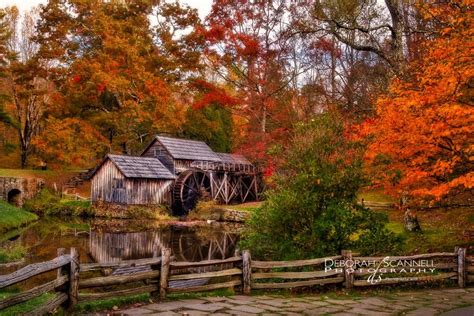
167, 288, 235, 300
0, 292, 55, 316
226, 201, 262, 212
0, 243, 26, 264
0, 200, 38, 234
74, 293, 150, 313
357, 190, 396, 203
381, 206, 472, 253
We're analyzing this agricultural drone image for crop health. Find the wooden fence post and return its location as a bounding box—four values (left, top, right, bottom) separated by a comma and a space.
160, 247, 171, 300
341, 250, 354, 290
57, 248, 66, 280
457, 247, 466, 288
242, 250, 251, 295
68, 248, 79, 309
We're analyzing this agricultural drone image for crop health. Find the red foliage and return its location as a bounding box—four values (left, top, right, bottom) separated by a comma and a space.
191, 80, 238, 109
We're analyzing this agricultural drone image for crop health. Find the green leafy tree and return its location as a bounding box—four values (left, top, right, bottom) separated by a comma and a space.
182, 103, 233, 153
241, 112, 402, 259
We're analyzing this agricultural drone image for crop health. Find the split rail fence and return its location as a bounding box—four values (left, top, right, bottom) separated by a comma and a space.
0, 247, 472, 314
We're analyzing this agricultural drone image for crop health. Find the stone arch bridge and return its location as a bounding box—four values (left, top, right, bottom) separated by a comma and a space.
0, 177, 44, 207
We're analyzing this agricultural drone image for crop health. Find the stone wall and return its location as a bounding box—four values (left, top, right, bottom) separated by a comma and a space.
0, 177, 44, 207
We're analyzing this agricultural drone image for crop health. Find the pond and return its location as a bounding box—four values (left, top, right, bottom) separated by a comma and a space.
0, 217, 242, 276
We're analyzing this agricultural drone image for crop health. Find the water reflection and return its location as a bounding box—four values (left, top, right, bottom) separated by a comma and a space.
1, 217, 242, 267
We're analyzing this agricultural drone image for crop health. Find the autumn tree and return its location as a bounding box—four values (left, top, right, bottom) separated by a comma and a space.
241, 112, 402, 259
181, 79, 236, 152
0, 9, 13, 126
202, 0, 306, 161
364, 1, 473, 203
33, 118, 108, 168
1, 7, 51, 168
306, 0, 410, 74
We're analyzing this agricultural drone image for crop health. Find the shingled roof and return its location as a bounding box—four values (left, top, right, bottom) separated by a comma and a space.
216, 153, 253, 165
155, 136, 222, 162
106, 154, 176, 179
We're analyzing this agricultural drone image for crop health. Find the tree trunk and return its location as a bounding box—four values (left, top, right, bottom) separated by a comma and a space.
385, 0, 404, 71
404, 208, 421, 232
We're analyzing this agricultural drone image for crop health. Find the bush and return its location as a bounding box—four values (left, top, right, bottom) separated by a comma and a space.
240, 112, 403, 259
125, 205, 171, 220
24, 189, 92, 217
23, 189, 60, 215
0, 243, 26, 264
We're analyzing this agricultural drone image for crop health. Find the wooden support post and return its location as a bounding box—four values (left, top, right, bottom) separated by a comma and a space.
160, 247, 171, 300
57, 248, 66, 279
457, 247, 466, 288
242, 250, 251, 295
341, 250, 353, 290
68, 248, 79, 309
253, 175, 258, 201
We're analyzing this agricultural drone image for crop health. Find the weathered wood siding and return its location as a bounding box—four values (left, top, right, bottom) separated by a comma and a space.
91, 160, 125, 203
142, 141, 175, 174
125, 178, 173, 205
91, 159, 173, 205
90, 231, 166, 263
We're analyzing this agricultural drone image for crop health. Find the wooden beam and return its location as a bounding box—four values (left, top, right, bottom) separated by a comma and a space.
80, 257, 162, 272
170, 256, 242, 269
168, 279, 241, 293
252, 256, 342, 269
78, 285, 159, 303
252, 270, 340, 280
169, 268, 242, 281
0, 255, 71, 289
79, 271, 160, 289
0, 276, 68, 310
252, 277, 344, 289
27, 292, 68, 316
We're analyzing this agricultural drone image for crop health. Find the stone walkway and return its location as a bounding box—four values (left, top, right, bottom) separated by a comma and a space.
114, 287, 474, 316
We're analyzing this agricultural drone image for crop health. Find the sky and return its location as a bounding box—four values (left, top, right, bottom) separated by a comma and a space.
2, 0, 214, 19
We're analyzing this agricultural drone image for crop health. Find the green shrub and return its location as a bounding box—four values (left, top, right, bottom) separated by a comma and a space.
125, 205, 171, 220
240, 112, 403, 260
23, 189, 60, 215
60, 199, 93, 217
24, 189, 92, 217
0, 243, 26, 264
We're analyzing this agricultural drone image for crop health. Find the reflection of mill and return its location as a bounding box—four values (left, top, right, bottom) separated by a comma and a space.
89, 226, 239, 263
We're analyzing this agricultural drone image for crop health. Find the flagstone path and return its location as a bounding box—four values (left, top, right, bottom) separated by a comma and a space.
112, 287, 474, 316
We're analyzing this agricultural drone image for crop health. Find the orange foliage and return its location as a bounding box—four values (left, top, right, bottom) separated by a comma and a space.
363, 1, 473, 201
33, 118, 108, 169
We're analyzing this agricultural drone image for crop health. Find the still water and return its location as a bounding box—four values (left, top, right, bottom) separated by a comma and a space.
1, 217, 242, 267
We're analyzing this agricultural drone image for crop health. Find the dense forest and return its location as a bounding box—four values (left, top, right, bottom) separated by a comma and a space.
0, 0, 472, 204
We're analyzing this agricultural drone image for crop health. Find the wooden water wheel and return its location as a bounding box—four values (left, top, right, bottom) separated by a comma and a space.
173, 169, 212, 215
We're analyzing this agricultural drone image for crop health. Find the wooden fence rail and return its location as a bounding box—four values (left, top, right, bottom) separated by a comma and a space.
0, 247, 472, 314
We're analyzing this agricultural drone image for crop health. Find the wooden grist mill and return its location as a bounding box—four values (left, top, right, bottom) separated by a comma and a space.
91, 136, 263, 215
174, 153, 261, 214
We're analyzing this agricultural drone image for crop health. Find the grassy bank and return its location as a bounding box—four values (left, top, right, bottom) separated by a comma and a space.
0, 168, 90, 197
0, 201, 38, 234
